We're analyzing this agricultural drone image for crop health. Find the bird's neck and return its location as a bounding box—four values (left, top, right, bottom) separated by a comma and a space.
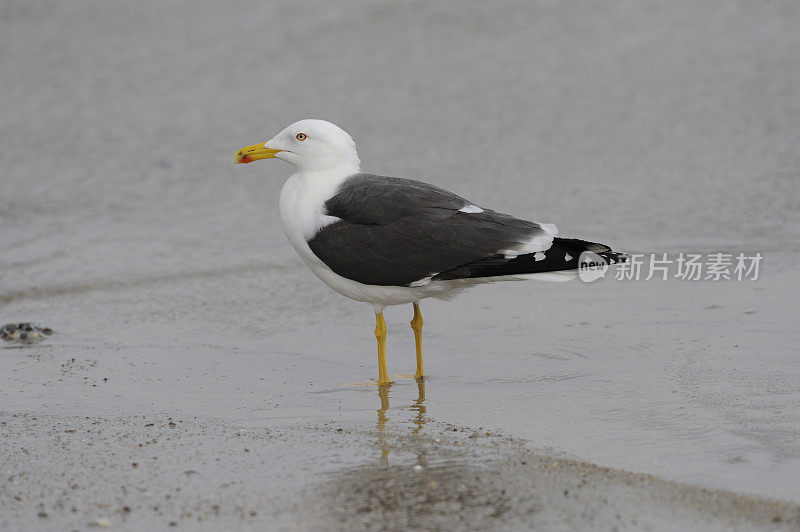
279, 164, 358, 245
280, 163, 359, 221
291, 162, 360, 190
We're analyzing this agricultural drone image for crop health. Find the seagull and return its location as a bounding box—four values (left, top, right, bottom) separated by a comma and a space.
234, 119, 625, 385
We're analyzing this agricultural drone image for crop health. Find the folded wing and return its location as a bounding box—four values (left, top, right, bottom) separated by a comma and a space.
307, 174, 558, 286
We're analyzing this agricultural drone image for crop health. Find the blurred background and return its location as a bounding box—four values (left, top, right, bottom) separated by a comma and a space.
2, 0, 799, 503
3, 0, 798, 298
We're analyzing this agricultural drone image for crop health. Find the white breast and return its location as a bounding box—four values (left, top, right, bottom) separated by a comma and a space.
278, 170, 345, 267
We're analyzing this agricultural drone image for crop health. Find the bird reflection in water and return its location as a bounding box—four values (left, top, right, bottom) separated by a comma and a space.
376, 379, 427, 467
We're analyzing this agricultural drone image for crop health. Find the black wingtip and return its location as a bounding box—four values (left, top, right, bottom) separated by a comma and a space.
433, 238, 627, 281
598, 251, 629, 265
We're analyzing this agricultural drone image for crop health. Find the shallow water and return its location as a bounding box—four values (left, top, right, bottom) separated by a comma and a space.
2, 0, 800, 507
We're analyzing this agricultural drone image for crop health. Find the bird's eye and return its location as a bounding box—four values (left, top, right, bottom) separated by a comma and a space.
296, 133, 307, 141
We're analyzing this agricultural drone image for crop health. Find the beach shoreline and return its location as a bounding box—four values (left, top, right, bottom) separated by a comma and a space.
3, 406, 799, 531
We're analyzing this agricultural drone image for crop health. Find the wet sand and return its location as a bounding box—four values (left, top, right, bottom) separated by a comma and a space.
3, 0, 800, 530
3, 392, 800, 531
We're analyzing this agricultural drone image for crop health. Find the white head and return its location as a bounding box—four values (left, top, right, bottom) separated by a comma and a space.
234, 119, 360, 174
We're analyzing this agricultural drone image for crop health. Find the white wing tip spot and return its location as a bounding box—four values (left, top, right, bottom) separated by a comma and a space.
458, 204, 484, 214
565, 252, 572, 261
540, 223, 558, 235
534, 252, 546, 261
409, 276, 433, 287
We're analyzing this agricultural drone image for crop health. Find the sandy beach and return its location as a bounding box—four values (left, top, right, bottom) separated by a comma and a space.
2, 1, 799, 529
3, 406, 800, 531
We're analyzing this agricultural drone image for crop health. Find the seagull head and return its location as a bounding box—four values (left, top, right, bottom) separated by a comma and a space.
234, 119, 360, 173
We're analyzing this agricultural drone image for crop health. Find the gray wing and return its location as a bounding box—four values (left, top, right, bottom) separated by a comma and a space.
307, 173, 553, 286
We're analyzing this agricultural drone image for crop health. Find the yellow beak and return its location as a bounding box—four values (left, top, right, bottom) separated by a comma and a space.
233, 143, 282, 164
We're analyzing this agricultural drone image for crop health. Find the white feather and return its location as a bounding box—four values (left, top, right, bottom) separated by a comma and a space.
458, 204, 484, 213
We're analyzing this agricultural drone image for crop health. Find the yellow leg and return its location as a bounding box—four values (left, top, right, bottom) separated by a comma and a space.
411, 302, 424, 380
375, 312, 393, 385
